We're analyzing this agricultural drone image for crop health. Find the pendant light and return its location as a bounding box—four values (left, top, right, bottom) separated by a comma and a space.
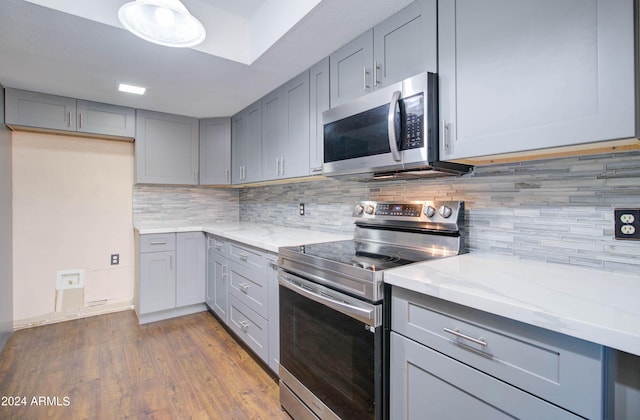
118, 0, 206, 48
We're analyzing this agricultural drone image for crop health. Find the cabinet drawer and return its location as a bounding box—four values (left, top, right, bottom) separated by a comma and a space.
391, 287, 604, 419
140, 233, 176, 253
207, 235, 228, 256
228, 242, 265, 271
228, 260, 267, 318
228, 295, 268, 362
390, 332, 580, 420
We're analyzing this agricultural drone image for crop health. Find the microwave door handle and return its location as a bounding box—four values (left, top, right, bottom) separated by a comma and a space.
388, 90, 402, 162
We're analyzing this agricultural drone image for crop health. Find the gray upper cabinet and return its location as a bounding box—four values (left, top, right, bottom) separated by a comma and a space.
330, 30, 374, 107
4, 88, 135, 138
135, 109, 199, 185
199, 117, 231, 185
232, 101, 262, 184
438, 0, 637, 162
329, 0, 436, 107
262, 70, 310, 181
309, 57, 330, 174
76, 100, 135, 138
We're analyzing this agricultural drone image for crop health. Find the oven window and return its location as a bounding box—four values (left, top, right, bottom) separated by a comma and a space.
280, 285, 376, 419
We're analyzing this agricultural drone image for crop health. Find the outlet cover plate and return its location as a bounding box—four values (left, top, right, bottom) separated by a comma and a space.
614, 208, 640, 240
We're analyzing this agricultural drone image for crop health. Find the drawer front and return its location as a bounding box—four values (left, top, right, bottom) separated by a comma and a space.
391, 287, 604, 419
228, 260, 267, 318
228, 295, 268, 362
208, 235, 228, 256
390, 332, 580, 420
228, 242, 265, 271
140, 233, 176, 253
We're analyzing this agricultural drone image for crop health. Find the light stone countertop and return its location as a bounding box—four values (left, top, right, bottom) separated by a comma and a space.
384, 252, 640, 356
134, 222, 350, 253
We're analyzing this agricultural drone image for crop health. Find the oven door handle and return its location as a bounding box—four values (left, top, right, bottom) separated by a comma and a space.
279, 273, 380, 327
388, 90, 402, 162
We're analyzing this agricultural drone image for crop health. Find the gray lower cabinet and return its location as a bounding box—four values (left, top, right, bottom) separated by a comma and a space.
204, 235, 279, 373
176, 232, 205, 307
438, 0, 637, 161
135, 109, 199, 185
390, 286, 606, 419
206, 235, 229, 323
309, 57, 330, 175
199, 117, 231, 185
4, 88, 135, 138
136, 232, 206, 324
329, 0, 436, 106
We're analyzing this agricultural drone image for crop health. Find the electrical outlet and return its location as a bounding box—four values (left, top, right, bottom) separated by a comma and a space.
111, 254, 120, 265
614, 209, 640, 240
299, 203, 305, 216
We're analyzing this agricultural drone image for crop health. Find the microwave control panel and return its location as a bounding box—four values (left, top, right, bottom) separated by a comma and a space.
401, 93, 424, 150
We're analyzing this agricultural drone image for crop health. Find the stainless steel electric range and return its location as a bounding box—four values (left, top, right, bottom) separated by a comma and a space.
278, 200, 466, 420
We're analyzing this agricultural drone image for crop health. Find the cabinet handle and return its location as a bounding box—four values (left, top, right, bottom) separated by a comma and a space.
78, 112, 83, 128
443, 327, 487, 347
68, 111, 72, 128
281, 156, 285, 175
239, 320, 250, 332
239, 252, 249, 261
311, 166, 322, 173
239, 283, 249, 293
150, 241, 167, 245
441, 120, 450, 152
363, 66, 370, 91
214, 240, 223, 250
169, 255, 173, 271
276, 157, 280, 176
222, 264, 228, 279
225, 169, 230, 182
374, 62, 380, 87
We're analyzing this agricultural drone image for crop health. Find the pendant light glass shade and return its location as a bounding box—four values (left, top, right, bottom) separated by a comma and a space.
118, 0, 206, 48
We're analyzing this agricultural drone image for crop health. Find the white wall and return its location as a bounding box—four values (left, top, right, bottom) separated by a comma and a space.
12, 132, 134, 327
0, 87, 13, 350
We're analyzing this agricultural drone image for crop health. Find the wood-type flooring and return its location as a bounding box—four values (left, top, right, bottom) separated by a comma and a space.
0, 310, 289, 419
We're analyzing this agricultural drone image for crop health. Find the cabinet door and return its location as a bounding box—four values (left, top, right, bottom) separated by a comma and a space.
199, 117, 231, 185
390, 332, 580, 420
76, 100, 135, 138
265, 255, 279, 373
330, 29, 374, 107
309, 57, 330, 174
373, 0, 436, 89
135, 110, 199, 185
244, 102, 262, 183
4, 88, 76, 131
176, 232, 206, 307
212, 255, 229, 324
438, 0, 636, 161
281, 70, 310, 179
139, 251, 176, 314
261, 88, 285, 181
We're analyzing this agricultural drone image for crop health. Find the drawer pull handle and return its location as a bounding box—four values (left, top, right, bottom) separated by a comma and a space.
150, 241, 167, 245
443, 328, 487, 347
239, 253, 249, 261
239, 320, 250, 332
239, 283, 249, 293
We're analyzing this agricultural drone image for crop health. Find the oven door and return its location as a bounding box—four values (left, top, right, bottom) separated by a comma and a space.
279, 269, 383, 419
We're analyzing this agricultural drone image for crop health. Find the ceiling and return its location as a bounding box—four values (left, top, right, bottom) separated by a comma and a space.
0, 0, 413, 118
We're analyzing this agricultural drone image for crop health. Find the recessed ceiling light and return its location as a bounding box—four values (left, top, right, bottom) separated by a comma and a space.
118, 0, 206, 48
118, 83, 146, 95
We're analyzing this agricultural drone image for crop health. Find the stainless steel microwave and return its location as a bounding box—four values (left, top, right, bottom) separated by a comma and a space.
322, 72, 472, 180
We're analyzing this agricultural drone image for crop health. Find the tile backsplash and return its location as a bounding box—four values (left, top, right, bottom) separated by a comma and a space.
240, 151, 640, 274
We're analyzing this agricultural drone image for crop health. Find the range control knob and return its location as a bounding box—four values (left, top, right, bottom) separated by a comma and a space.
439, 205, 453, 218
365, 205, 375, 215
423, 205, 436, 217
355, 204, 364, 215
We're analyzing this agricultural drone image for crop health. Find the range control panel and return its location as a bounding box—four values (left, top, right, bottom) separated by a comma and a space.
353, 200, 464, 226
